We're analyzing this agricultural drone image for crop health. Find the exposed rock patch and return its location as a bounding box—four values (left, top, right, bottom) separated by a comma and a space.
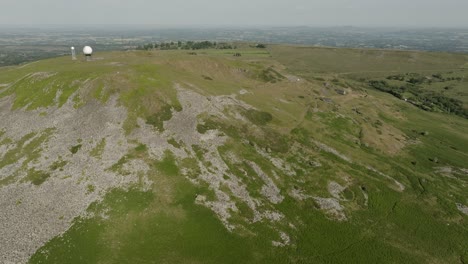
0, 95, 142, 263
435, 166, 468, 178
313, 197, 347, 221
366, 166, 405, 192
272, 231, 291, 247
456, 203, 468, 215
289, 188, 311, 201
239, 89, 250, 95
255, 145, 296, 177
313, 140, 352, 163
247, 161, 284, 204
168, 84, 285, 229
328, 181, 347, 200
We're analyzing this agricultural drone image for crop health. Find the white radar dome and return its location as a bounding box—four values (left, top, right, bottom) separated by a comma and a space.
71, 46, 75, 50
83, 46, 93, 55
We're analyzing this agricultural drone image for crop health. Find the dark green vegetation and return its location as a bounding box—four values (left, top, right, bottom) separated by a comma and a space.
0, 44, 466, 263
258, 66, 285, 83
146, 104, 173, 132
69, 144, 82, 154
137, 40, 236, 51
368, 75, 468, 118
24, 169, 50, 185
49, 158, 67, 171
244, 109, 273, 126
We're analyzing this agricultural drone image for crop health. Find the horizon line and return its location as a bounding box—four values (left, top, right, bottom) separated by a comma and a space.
0, 24, 468, 30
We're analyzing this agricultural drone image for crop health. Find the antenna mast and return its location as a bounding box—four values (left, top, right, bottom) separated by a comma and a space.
71, 47, 76, 60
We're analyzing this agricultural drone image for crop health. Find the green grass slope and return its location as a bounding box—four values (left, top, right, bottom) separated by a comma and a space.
0, 46, 466, 264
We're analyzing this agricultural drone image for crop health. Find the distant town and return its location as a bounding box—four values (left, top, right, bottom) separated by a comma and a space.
1, 26, 467, 66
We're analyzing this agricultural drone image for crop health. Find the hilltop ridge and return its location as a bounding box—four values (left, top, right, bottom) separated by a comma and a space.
0, 46, 467, 263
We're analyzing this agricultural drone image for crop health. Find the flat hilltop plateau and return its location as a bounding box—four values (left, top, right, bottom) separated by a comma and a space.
0, 44, 467, 263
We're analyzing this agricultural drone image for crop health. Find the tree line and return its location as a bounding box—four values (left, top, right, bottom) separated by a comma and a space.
136, 41, 237, 51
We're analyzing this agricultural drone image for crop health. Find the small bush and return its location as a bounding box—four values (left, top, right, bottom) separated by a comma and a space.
86, 184, 95, 194
135, 143, 147, 152
146, 105, 173, 132
70, 144, 82, 154
258, 67, 285, 83
167, 138, 181, 148
244, 109, 273, 126
26, 169, 50, 185
50, 159, 67, 171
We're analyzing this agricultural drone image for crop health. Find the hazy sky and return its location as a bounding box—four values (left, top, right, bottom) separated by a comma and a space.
1, 0, 467, 27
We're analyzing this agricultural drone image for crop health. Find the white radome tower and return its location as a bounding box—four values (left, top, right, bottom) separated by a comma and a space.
71, 47, 76, 60
83, 46, 93, 61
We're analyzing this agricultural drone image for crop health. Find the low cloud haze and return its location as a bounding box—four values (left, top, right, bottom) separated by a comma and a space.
1, 0, 467, 27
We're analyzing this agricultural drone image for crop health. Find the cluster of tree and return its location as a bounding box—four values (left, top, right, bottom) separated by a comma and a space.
417, 91, 466, 117
136, 41, 236, 51
248, 43, 267, 49
386, 73, 462, 84
368, 80, 468, 118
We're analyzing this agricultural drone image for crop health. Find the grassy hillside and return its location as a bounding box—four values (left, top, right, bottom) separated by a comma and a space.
0, 46, 467, 264
270, 45, 468, 74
